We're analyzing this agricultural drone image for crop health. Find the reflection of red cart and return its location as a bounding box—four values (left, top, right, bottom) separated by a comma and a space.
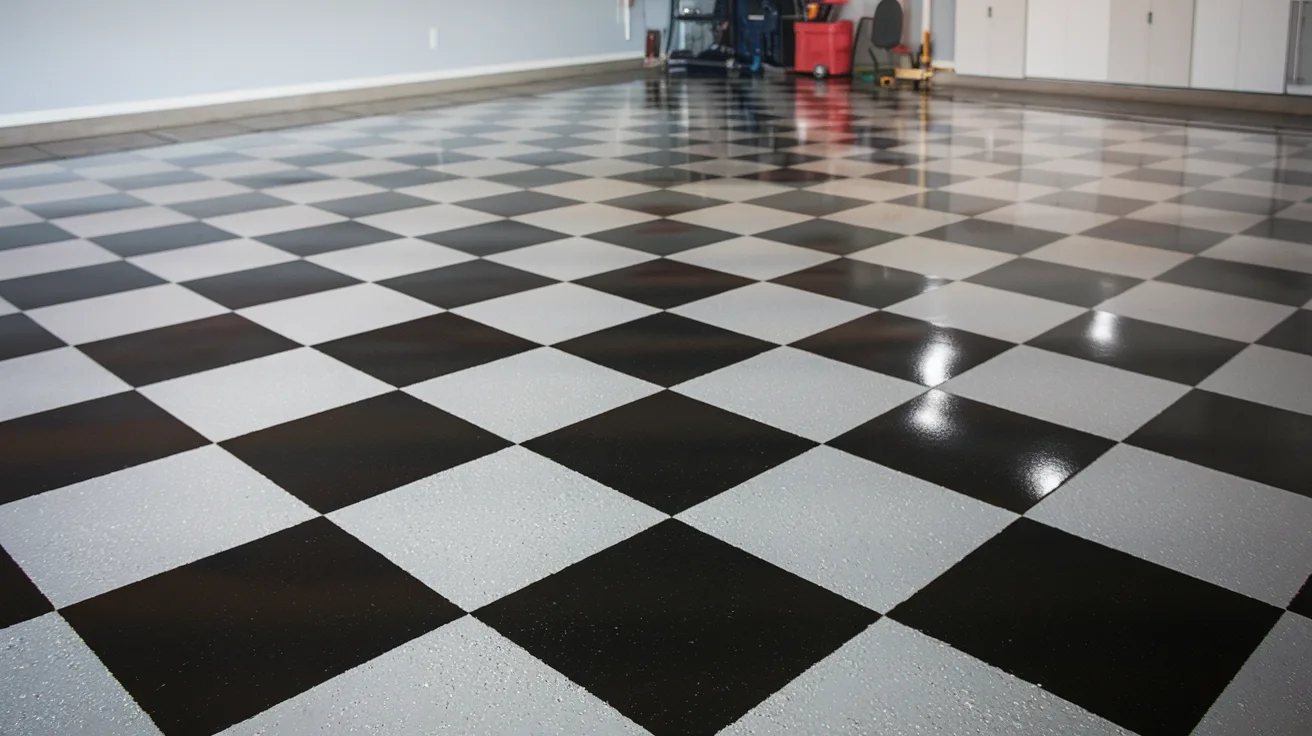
794, 0, 851, 78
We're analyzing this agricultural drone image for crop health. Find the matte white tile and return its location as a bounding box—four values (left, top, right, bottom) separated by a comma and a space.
671, 282, 873, 344
399, 179, 518, 203
132, 180, 253, 206
486, 237, 653, 281
54, 206, 193, 239
978, 202, 1117, 234
669, 203, 811, 235
1024, 235, 1190, 279
453, 283, 657, 345
357, 203, 499, 238
669, 236, 836, 280
0, 446, 315, 606
140, 347, 391, 441
1192, 614, 1312, 736
669, 178, 793, 202
239, 283, 440, 345
886, 282, 1086, 343
1200, 344, 1312, 416
849, 235, 1017, 279
206, 205, 345, 237
0, 348, 129, 423
263, 178, 383, 204
1100, 281, 1295, 342
1128, 202, 1267, 234
1, 180, 116, 206
826, 202, 967, 234
28, 284, 227, 344
0, 239, 118, 280
306, 238, 473, 281
514, 203, 656, 236
129, 239, 296, 282
1202, 234, 1312, 275
535, 178, 655, 202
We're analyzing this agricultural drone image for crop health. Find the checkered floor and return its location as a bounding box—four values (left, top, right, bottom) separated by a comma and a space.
2, 75, 1311, 736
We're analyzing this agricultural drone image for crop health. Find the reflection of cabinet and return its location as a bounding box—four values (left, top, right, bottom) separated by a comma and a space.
1108, 0, 1194, 87
954, 0, 1027, 78
1192, 0, 1292, 93
1025, 0, 1111, 82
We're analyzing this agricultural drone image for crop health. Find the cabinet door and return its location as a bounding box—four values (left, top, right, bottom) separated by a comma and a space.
990, 0, 1029, 78
1237, 0, 1293, 93
1191, 0, 1241, 89
1148, 0, 1195, 87
1026, 0, 1067, 78
1108, 0, 1152, 84
954, 0, 991, 76
1067, 0, 1113, 81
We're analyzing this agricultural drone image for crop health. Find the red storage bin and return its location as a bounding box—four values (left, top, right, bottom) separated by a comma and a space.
794, 21, 853, 78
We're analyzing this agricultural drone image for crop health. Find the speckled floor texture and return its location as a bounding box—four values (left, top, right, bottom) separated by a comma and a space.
2, 75, 1312, 736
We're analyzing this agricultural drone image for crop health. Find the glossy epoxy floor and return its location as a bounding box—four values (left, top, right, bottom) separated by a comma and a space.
1, 76, 1311, 736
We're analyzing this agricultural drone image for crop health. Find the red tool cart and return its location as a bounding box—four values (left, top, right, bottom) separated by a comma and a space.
794, 0, 852, 79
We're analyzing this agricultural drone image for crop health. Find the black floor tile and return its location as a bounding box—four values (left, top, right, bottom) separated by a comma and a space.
182, 260, 359, 310
0, 392, 208, 505
919, 219, 1066, 255
1239, 167, 1312, 188
869, 169, 964, 189
80, 313, 298, 386
458, 191, 579, 217
968, 259, 1142, 307
420, 220, 567, 256
0, 545, 53, 630
483, 168, 587, 189
1242, 217, 1312, 245
428, 135, 499, 150
0, 222, 76, 252
889, 191, 1013, 217
523, 136, 598, 150
793, 311, 1013, 386
315, 313, 537, 386
1258, 309, 1312, 357
1029, 311, 1246, 385
1156, 257, 1312, 307
229, 169, 332, 190
772, 259, 948, 309
0, 313, 66, 361
830, 390, 1114, 513
990, 167, 1097, 189
746, 190, 867, 217
314, 192, 433, 218
103, 170, 209, 190
1170, 190, 1290, 216
891, 519, 1281, 736
1116, 167, 1220, 188
756, 219, 901, 255
223, 392, 510, 513
610, 167, 719, 188
279, 151, 365, 168
1030, 190, 1153, 216
358, 169, 458, 189
1082, 219, 1229, 254
620, 150, 713, 167
1291, 575, 1312, 619
604, 190, 727, 217
525, 391, 815, 514
256, 221, 399, 256
165, 151, 253, 168
575, 259, 751, 308
557, 312, 773, 387
91, 222, 237, 257
380, 260, 554, 309
25, 193, 147, 220
590, 220, 737, 256
738, 168, 837, 187
0, 261, 164, 310
505, 151, 591, 167
477, 519, 877, 736
170, 192, 291, 219
62, 518, 462, 736
1127, 390, 1312, 497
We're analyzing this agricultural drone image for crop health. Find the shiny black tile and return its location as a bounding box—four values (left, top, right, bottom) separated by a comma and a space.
734, 151, 822, 167
619, 150, 713, 167
757, 219, 901, 256
256, 221, 399, 256
63, 517, 461, 736
183, 260, 358, 309
773, 259, 948, 309
793, 311, 1012, 386
505, 150, 591, 167
890, 191, 1013, 217
891, 519, 1280, 736
1258, 309, 1312, 357
0, 392, 208, 505
170, 192, 290, 219
0, 545, 52, 629
590, 220, 737, 256
1170, 190, 1290, 216
482, 168, 587, 189
0, 261, 163, 310
1239, 166, 1312, 188
91, 222, 236, 257
314, 192, 432, 218
534, 123, 605, 136
0, 222, 75, 251
0, 170, 81, 191
1128, 390, 1312, 497
431, 135, 500, 150
991, 167, 1097, 189
604, 190, 727, 217
1243, 217, 1312, 245
558, 312, 772, 387
446, 123, 512, 135
420, 220, 567, 256
1157, 257, 1312, 307
739, 168, 837, 187
80, 313, 298, 386
574, 259, 751, 308
1029, 311, 1245, 385
380, 260, 553, 309
1078, 219, 1229, 254
316, 313, 536, 386
830, 390, 1113, 512
1030, 190, 1153, 216
1116, 167, 1220, 188
969, 259, 1141, 307
279, 151, 365, 167
520, 135, 595, 150
0, 313, 65, 361
388, 152, 478, 168
1072, 149, 1170, 167
919, 219, 1065, 255
165, 151, 252, 168
228, 168, 331, 189
103, 170, 209, 190
358, 169, 458, 189
477, 519, 877, 736
610, 167, 719, 188
525, 391, 814, 514
869, 169, 964, 189
459, 191, 578, 217
24, 193, 147, 220
1291, 575, 1312, 619
746, 190, 867, 217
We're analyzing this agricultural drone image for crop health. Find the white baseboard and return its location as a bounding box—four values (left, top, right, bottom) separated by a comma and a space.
0, 51, 645, 130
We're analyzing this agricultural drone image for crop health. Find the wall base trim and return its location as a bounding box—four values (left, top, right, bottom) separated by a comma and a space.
0, 53, 645, 147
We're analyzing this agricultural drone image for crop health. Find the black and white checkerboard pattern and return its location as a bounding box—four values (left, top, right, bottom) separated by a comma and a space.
2, 77, 1311, 736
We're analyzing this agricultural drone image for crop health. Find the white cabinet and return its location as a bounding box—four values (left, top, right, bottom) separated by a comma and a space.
954, 0, 1027, 78
1193, 0, 1292, 93
1026, 0, 1111, 81
1108, 0, 1194, 87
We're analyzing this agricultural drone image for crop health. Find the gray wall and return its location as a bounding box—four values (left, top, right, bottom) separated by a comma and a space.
0, 0, 648, 116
